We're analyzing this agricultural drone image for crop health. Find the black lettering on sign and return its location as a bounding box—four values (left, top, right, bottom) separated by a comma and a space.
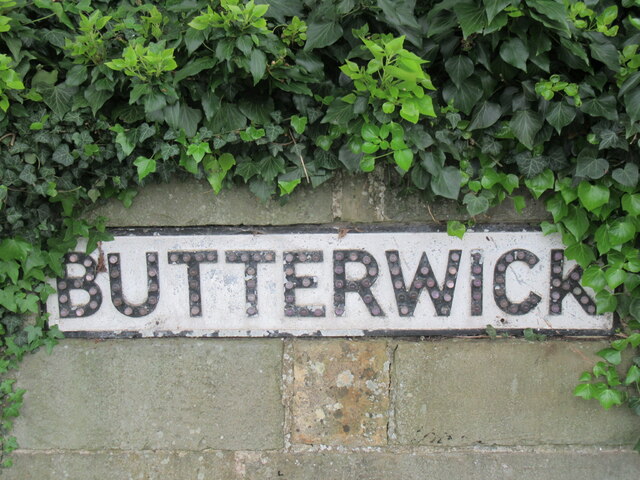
168, 251, 218, 317
470, 251, 483, 316
225, 250, 275, 316
108, 252, 159, 317
57, 253, 102, 318
549, 249, 597, 315
493, 249, 541, 315
333, 250, 384, 317
283, 251, 325, 317
385, 250, 461, 316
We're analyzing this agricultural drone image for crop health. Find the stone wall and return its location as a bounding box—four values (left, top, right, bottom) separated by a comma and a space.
6, 173, 640, 479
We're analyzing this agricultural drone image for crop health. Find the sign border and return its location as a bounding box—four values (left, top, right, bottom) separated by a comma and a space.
51, 224, 618, 338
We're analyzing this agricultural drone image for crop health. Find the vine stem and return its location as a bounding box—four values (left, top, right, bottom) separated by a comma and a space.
288, 129, 309, 182
24, 12, 56, 25
0, 133, 16, 147
426, 204, 440, 224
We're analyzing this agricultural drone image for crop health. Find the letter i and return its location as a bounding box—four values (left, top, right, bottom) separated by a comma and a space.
471, 251, 483, 316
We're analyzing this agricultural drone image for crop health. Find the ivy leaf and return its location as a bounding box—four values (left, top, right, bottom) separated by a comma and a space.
574, 383, 596, 399
236, 161, 260, 181
608, 218, 636, 245
134, 156, 156, 181
625, 365, 640, 386
484, 0, 511, 23
256, 0, 303, 22
19, 166, 37, 186
621, 194, 640, 216
468, 101, 501, 131
265, 124, 285, 142
545, 101, 575, 133
52, 144, 74, 166
565, 242, 596, 268
594, 224, 611, 255
338, 144, 361, 172
624, 87, 640, 123
259, 156, 286, 181
377, 0, 420, 30
278, 178, 301, 196
577, 181, 609, 212
111, 125, 135, 157
517, 152, 548, 178
184, 27, 205, 54
598, 347, 622, 366
160, 143, 180, 160
136, 123, 156, 144
186, 142, 211, 163
174, 58, 216, 83
546, 193, 567, 221
322, 99, 357, 126
144, 91, 167, 114
400, 100, 419, 123
444, 55, 474, 87
563, 206, 589, 241
0, 238, 31, 262
0, 288, 17, 311
65, 65, 87, 87
304, 21, 342, 51
527, 0, 571, 35
583, 266, 606, 292
40, 83, 77, 117
524, 168, 554, 197
163, 102, 202, 137
84, 83, 112, 115
509, 110, 542, 149
596, 388, 625, 409
239, 97, 274, 125
249, 49, 267, 85
581, 94, 618, 121
442, 82, 483, 115
500, 38, 529, 72
513, 195, 526, 213
589, 42, 620, 71
447, 220, 466, 239
33, 0, 73, 28
291, 115, 308, 135
410, 165, 429, 189
24, 325, 42, 344
454, 1, 486, 39
596, 128, 627, 151
209, 102, 247, 133
605, 267, 626, 290
431, 166, 461, 200
249, 178, 275, 202
612, 163, 638, 188
463, 193, 489, 216
575, 154, 608, 180
394, 149, 413, 171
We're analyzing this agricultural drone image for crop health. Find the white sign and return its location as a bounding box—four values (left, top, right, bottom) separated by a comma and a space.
47, 228, 613, 337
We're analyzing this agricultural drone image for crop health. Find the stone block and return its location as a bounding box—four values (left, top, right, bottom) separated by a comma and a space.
334, 172, 386, 223
87, 179, 334, 227
292, 339, 390, 446
393, 339, 639, 446
12, 339, 284, 450
239, 449, 640, 480
3, 451, 237, 480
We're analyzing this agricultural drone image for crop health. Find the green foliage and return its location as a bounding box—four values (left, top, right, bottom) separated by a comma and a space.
0, 0, 639, 465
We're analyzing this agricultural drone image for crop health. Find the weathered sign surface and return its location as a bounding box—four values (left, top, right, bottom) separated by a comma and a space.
46, 227, 613, 337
